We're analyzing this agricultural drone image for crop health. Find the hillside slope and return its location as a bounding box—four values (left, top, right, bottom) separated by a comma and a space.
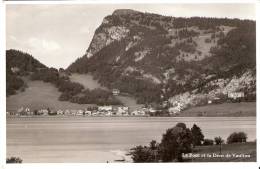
6, 49, 47, 96
6, 49, 122, 108
67, 9, 256, 113
6, 79, 94, 112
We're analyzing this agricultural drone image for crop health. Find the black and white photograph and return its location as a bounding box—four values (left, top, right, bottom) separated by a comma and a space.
5, 3, 257, 164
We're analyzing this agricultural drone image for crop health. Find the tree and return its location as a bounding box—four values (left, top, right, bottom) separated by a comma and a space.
6, 157, 22, 163
159, 123, 193, 162
214, 136, 224, 145
149, 140, 158, 150
191, 124, 204, 146
215, 136, 224, 154
227, 132, 247, 144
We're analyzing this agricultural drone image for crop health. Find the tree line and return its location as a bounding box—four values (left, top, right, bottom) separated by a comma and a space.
129, 123, 248, 162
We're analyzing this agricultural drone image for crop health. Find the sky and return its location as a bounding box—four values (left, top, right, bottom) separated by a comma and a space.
6, 3, 256, 69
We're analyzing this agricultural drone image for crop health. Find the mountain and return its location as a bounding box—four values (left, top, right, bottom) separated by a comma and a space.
67, 9, 256, 113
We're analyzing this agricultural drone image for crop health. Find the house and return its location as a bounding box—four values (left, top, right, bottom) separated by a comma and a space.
57, 110, 64, 115
112, 89, 120, 96
91, 110, 98, 116
98, 106, 113, 112
37, 109, 49, 116
70, 110, 77, 116
17, 107, 24, 114
169, 102, 183, 115
148, 108, 157, 113
228, 92, 245, 100
64, 110, 71, 115
24, 107, 32, 116
105, 111, 113, 116
42, 109, 49, 116
84, 110, 92, 116
116, 106, 129, 116
8, 112, 16, 116
212, 97, 221, 104
11, 67, 20, 73
76, 110, 84, 116
131, 109, 146, 116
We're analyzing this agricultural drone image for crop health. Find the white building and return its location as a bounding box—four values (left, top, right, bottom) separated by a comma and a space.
116, 106, 129, 116
131, 110, 146, 116
105, 111, 113, 116
11, 67, 20, 73
228, 92, 245, 99
77, 110, 84, 116
39, 109, 49, 116
169, 102, 183, 114
17, 107, 24, 114
98, 106, 113, 112
64, 110, 70, 115
25, 107, 33, 116
85, 110, 92, 116
57, 110, 64, 115
112, 89, 120, 96
70, 110, 77, 116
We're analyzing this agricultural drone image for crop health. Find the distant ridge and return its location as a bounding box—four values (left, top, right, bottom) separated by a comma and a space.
112, 9, 141, 16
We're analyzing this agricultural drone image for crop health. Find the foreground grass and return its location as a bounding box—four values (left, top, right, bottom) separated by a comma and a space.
188, 142, 256, 162
181, 102, 256, 117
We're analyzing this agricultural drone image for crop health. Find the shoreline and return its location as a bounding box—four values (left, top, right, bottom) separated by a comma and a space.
6, 114, 256, 118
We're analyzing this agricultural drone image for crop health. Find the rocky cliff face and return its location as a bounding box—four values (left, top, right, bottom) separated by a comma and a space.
68, 9, 256, 113
86, 25, 130, 58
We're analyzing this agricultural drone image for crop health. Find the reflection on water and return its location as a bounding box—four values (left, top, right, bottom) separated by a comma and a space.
7, 117, 256, 163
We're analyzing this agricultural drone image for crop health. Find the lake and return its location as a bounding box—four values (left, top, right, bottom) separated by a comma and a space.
7, 116, 256, 163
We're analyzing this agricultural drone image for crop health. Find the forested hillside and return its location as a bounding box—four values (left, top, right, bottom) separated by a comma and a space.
6, 49, 46, 96
67, 9, 256, 112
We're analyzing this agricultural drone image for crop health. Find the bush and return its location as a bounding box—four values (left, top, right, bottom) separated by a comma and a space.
129, 145, 158, 163
6, 157, 22, 163
203, 139, 214, 146
227, 132, 247, 144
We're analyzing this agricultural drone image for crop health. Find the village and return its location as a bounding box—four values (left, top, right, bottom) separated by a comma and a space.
6, 105, 160, 117
6, 91, 246, 117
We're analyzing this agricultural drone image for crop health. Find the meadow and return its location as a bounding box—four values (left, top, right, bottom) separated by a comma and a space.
181, 102, 256, 117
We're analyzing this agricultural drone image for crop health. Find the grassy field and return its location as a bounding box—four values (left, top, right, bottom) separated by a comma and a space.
69, 73, 107, 90
69, 73, 143, 112
181, 102, 256, 117
189, 142, 256, 162
6, 80, 94, 112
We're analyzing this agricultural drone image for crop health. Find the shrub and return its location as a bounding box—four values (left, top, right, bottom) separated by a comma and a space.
227, 132, 247, 144
203, 139, 214, 146
6, 157, 22, 163
129, 145, 158, 163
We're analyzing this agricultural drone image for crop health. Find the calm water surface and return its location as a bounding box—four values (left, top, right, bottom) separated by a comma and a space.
7, 116, 256, 162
